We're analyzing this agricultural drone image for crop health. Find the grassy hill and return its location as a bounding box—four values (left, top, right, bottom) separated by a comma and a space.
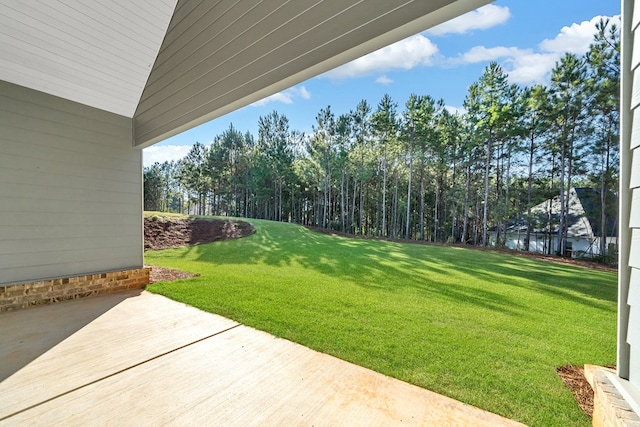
146, 218, 617, 426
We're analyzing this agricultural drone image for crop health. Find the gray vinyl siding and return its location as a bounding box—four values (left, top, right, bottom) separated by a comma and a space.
0, 81, 142, 284
622, 0, 640, 391
631, 226, 640, 384
631, 268, 640, 381
133, 0, 490, 147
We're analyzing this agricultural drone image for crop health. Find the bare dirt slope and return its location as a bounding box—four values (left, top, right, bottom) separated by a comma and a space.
144, 216, 254, 283
144, 216, 254, 250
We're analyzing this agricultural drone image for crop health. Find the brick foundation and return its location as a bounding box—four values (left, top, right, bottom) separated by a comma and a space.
0, 268, 150, 312
585, 365, 640, 427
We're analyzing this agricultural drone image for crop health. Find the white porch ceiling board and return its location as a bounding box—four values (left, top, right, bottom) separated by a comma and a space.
137, 0, 320, 111
134, 0, 490, 146
0, 0, 177, 117
142, 0, 272, 91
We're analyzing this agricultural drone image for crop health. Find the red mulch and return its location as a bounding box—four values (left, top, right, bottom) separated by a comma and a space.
557, 366, 594, 417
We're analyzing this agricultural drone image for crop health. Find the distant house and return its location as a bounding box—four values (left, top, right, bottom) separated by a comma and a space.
490, 187, 617, 258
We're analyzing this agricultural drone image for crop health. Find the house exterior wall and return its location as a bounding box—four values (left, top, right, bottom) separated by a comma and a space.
501, 234, 608, 258
0, 81, 143, 285
620, 0, 640, 399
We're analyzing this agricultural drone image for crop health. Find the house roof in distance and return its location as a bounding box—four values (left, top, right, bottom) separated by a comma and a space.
504, 188, 617, 238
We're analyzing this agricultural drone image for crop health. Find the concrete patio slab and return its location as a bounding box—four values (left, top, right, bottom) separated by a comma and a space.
0, 291, 525, 426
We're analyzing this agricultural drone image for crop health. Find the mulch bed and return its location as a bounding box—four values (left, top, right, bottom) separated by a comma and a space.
144, 216, 604, 415
557, 365, 594, 417
147, 265, 200, 284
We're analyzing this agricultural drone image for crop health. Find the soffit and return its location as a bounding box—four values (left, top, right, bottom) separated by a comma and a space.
133, 0, 491, 147
0, 0, 491, 145
0, 0, 177, 118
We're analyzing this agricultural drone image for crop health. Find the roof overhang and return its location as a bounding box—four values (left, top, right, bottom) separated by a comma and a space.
0, 1, 177, 117
0, 0, 491, 148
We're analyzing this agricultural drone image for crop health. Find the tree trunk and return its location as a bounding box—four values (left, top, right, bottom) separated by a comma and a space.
450, 154, 457, 243
564, 139, 574, 256
557, 137, 566, 256
341, 170, 346, 232
503, 145, 512, 247
525, 129, 535, 251
359, 176, 364, 235
434, 180, 439, 242
382, 142, 387, 237
599, 124, 612, 259
462, 163, 471, 244
351, 178, 357, 234
419, 175, 425, 241
482, 131, 492, 246
393, 174, 399, 238
405, 150, 413, 239
494, 141, 502, 246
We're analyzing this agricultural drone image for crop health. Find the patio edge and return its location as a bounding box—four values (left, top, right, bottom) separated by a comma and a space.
585, 364, 640, 427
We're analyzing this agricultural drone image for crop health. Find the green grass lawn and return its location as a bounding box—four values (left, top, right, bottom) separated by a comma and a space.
146, 218, 617, 426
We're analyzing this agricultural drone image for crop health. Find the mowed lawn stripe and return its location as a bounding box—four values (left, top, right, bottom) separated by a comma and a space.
146, 218, 617, 427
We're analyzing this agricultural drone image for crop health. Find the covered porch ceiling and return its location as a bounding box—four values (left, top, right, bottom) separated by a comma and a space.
0, 0, 491, 148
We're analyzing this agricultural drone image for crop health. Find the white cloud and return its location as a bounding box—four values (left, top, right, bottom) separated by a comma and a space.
427, 5, 510, 36
250, 85, 312, 107
445, 105, 466, 115
539, 15, 620, 55
457, 46, 528, 64
450, 14, 620, 85
251, 92, 293, 106
323, 34, 438, 79
376, 75, 393, 85
506, 53, 560, 84
298, 85, 311, 100
143, 145, 193, 167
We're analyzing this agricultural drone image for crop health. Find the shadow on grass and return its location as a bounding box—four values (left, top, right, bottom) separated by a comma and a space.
183, 220, 616, 313
147, 219, 616, 427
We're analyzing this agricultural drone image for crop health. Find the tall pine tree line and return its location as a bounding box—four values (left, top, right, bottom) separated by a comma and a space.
144, 19, 619, 255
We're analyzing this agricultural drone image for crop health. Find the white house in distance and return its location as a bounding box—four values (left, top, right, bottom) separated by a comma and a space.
493, 187, 617, 258
0, 0, 638, 424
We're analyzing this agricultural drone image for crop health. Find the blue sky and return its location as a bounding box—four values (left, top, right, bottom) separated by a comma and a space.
143, 0, 620, 166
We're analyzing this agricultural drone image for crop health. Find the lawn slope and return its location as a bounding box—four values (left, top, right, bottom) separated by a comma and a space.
146, 219, 617, 426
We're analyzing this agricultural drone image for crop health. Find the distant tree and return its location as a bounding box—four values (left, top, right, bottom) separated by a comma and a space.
400, 94, 423, 239
586, 18, 620, 258
181, 142, 210, 215
255, 111, 293, 221
335, 113, 352, 232
371, 94, 398, 237
350, 100, 372, 234
464, 62, 512, 246
519, 85, 551, 251
143, 163, 164, 211
549, 53, 588, 255
308, 106, 337, 228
